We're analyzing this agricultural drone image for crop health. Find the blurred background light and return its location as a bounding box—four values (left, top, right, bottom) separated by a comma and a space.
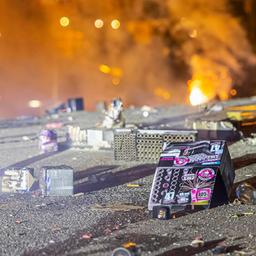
230, 88, 237, 96
99, 64, 111, 74
94, 19, 104, 29
60, 16, 70, 27
112, 77, 120, 86
28, 100, 42, 108
111, 19, 120, 29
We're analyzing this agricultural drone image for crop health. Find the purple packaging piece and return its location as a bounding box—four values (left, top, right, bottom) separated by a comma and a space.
149, 166, 217, 209
148, 140, 235, 214
39, 129, 58, 153
160, 140, 225, 167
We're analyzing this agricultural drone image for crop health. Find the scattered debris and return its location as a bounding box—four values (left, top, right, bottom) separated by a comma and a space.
127, 184, 143, 188
103, 228, 112, 235
66, 97, 84, 112
51, 225, 61, 232
185, 112, 241, 141
1, 168, 36, 193
101, 98, 125, 129
245, 137, 256, 145
66, 126, 113, 149
149, 140, 235, 216
233, 249, 256, 255
90, 204, 144, 212
211, 241, 227, 254
46, 97, 84, 115
141, 105, 157, 118
22, 136, 30, 141
39, 165, 74, 196
66, 126, 87, 147
152, 206, 171, 220
190, 236, 204, 248
46, 102, 67, 115
246, 133, 256, 145
81, 232, 93, 240
73, 192, 84, 197
232, 198, 242, 205
231, 212, 256, 218
207, 103, 224, 113
112, 242, 141, 256
39, 129, 58, 153
236, 182, 256, 204
46, 122, 63, 129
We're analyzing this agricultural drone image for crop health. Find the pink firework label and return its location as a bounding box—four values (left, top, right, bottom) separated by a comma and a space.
191, 188, 212, 202
197, 168, 215, 181
174, 156, 189, 166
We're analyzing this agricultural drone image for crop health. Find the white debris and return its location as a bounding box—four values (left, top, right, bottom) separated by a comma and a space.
101, 98, 125, 128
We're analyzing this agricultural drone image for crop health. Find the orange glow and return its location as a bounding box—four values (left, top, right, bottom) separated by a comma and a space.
230, 88, 237, 96
59, 16, 70, 27
111, 19, 120, 29
154, 87, 171, 100
189, 56, 232, 105
123, 242, 137, 248
189, 81, 209, 106
189, 29, 198, 38
112, 77, 120, 86
111, 67, 123, 77
99, 64, 111, 74
94, 19, 104, 29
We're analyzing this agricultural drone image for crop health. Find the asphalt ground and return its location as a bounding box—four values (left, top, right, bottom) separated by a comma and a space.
0, 103, 255, 256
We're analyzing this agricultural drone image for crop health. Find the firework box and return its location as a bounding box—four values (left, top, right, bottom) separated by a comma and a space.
39, 165, 74, 196
148, 140, 235, 214
1, 168, 35, 193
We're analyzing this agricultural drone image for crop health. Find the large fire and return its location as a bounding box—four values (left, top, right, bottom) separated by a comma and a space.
0, 1, 255, 117
189, 86, 209, 106
188, 79, 209, 106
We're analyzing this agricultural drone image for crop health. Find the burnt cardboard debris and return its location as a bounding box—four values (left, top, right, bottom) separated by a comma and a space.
67, 98, 84, 112
46, 97, 84, 115
148, 140, 235, 216
0, 168, 36, 193
185, 104, 256, 140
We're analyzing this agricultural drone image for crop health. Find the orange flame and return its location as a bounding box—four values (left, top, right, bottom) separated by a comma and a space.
188, 79, 209, 106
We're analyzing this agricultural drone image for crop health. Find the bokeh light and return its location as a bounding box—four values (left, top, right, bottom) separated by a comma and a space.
111, 19, 120, 29
99, 64, 111, 74
28, 100, 42, 108
230, 88, 237, 96
112, 77, 120, 86
94, 19, 104, 29
60, 16, 70, 27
